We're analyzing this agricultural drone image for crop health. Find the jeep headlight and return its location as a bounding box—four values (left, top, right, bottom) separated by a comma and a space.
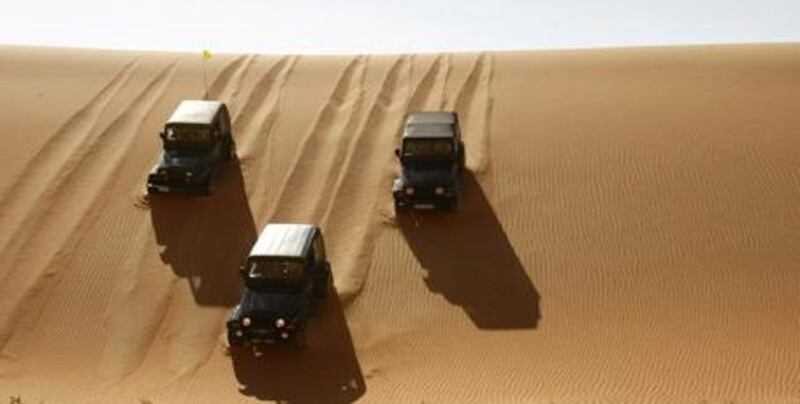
405, 187, 415, 195
435, 186, 445, 195
275, 318, 286, 328
242, 317, 251, 327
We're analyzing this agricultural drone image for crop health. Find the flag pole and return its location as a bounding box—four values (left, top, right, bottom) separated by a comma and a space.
202, 49, 212, 99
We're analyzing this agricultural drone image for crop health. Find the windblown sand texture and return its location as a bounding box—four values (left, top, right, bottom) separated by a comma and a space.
0, 44, 798, 403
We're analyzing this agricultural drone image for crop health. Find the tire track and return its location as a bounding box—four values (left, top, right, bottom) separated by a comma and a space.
451, 53, 494, 175
204, 54, 253, 101
96, 219, 179, 384
233, 55, 297, 156
232, 55, 299, 220
0, 62, 179, 356
269, 55, 369, 223
226, 55, 259, 107
320, 55, 413, 302
406, 54, 445, 113
407, 53, 452, 114
438, 54, 453, 110
0, 60, 137, 256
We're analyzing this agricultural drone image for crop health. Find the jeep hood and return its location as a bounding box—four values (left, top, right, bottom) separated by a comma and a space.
162, 152, 207, 168
239, 289, 305, 318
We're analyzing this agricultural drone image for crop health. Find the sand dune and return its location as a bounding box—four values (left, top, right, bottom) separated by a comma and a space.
0, 44, 798, 402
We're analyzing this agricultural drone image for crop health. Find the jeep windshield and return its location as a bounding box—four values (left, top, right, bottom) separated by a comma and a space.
164, 126, 212, 149
246, 259, 305, 288
402, 138, 454, 158
402, 160, 455, 184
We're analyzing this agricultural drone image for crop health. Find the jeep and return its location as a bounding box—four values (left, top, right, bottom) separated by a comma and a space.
146, 100, 236, 195
227, 224, 332, 349
392, 111, 465, 212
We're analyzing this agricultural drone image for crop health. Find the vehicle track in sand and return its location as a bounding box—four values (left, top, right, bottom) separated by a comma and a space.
0, 60, 137, 257
232, 55, 299, 220
407, 54, 451, 113
451, 53, 494, 176
269, 55, 369, 225
204, 54, 255, 102
0, 61, 179, 370
320, 55, 413, 302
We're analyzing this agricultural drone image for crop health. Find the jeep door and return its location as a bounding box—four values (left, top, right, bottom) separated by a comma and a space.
210, 121, 225, 165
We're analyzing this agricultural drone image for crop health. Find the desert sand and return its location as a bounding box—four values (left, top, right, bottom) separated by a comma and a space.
0, 44, 798, 403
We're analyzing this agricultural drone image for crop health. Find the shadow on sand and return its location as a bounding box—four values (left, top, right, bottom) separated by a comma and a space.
231, 291, 365, 403
398, 172, 540, 329
149, 160, 257, 307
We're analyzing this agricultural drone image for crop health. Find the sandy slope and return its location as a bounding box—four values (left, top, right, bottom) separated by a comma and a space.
0, 44, 798, 403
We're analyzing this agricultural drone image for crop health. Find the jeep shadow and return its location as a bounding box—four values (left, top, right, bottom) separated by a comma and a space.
398, 172, 540, 329
149, 158, 256, 307
231, 291, 365, 403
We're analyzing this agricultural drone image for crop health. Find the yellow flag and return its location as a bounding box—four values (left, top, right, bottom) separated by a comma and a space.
202, 49, 212, 59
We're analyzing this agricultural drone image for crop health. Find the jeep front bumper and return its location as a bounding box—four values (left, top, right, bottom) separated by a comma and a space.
227, 316, 303, 346
147, 173, 209, 194
393, 185, 457, 211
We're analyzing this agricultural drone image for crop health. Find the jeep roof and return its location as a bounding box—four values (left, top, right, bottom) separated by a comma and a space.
249, 223, 317, 259
403, 111, 458, 139
403, 123, 456, 139
405, 111, 457, 126
166, 100, 225, 126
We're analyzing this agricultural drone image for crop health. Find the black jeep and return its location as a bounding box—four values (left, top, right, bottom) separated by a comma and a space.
227, 224, 332, 349
146, 100, 236, 195
393, 111, 465, 212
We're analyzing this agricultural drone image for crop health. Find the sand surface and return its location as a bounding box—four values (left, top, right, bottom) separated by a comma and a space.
0, 44, 798, 403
